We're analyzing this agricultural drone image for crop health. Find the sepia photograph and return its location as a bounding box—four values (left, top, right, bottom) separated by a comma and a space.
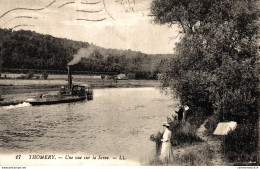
0, 0, 259, 167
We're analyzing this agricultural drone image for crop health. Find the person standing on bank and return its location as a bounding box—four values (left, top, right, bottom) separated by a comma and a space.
182, 105, 190, 123
175, 106, 184, 121
160, 122, 173, 162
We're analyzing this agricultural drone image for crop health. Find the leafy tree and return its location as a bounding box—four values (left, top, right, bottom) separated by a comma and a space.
151, 0, 259, 117
151, 0, 259, 162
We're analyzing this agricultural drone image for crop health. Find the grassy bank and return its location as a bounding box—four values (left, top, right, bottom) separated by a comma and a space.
148, 107, 231, 166
148, 108, 258, 166
149, 142, 216, 166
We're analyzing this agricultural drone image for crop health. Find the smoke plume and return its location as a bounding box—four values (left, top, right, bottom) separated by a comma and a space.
68, 44, 138, 66
68, 44, 102, 66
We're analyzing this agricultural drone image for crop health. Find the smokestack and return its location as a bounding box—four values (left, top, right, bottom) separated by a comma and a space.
68, 66, 72, 89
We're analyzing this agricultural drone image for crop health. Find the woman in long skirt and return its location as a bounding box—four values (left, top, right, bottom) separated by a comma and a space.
160, 122, 173, 162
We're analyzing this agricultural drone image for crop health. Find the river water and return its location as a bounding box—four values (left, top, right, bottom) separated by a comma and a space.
0, 88, 179, 165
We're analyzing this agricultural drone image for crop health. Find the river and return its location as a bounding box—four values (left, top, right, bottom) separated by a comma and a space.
0, 88, 179, 165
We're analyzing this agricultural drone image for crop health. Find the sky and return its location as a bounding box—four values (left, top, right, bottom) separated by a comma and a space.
0, 0, 180, 54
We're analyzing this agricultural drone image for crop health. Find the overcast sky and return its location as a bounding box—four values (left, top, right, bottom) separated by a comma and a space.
0, 0, 180, 54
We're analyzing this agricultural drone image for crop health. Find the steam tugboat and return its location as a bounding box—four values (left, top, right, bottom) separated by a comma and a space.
27, 66, 93, 105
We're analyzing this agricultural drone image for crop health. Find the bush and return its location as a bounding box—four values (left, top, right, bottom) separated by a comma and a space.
42, 71, 48, 80
150, 121, 203, 154
135, 71, 151, 79
150, 131, 163, 156
204, 113, 221, 136
222, 122, 258, 163
16, 75, 26, 79
173, 121, 203, 144
149, 142, 214, 166
126, 72, 136, 79
27, 70, 35, 79
101, 75, 105, 79
151, 0, 259, 164
188, 107, 210, 127
173, 143, 214, 166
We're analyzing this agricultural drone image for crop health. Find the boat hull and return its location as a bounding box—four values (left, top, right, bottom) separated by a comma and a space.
28, 96, 86, 106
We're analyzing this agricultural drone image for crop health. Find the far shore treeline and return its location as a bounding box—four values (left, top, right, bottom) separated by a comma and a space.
0, 28, 173, 79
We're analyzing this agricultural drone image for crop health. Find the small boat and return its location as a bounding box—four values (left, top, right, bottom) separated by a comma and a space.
27, 66, 93, 106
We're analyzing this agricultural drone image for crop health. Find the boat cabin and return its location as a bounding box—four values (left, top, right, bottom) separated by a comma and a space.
72, 85, 86, 96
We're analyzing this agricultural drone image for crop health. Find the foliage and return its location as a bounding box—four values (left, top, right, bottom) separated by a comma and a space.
222, 123, 258, 163
42, 71, 48, 80
204, 113, 221, 136
0, 29, 173, 79
150, 131, 164, 156
150, 129, 212, 166
126, 72, 136, 79
27, 70, 35, 79
151, 0, 259, 115
151, 0, 259, 163
150, 121, 202, 156
173, 121, 203, 145
172, 143, 214, 166
0, 29, 82, 71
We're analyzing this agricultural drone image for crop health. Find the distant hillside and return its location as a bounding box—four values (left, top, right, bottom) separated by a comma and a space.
0, 28, 174, 79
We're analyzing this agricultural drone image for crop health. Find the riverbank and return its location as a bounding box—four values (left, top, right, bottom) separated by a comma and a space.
0, 79, 161, 106
148, 118, 230, 166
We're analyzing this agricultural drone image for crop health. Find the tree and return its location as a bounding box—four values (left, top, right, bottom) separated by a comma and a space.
151, 0, 259, 162
151, 0, 259, 116
42, 71, 48, 80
